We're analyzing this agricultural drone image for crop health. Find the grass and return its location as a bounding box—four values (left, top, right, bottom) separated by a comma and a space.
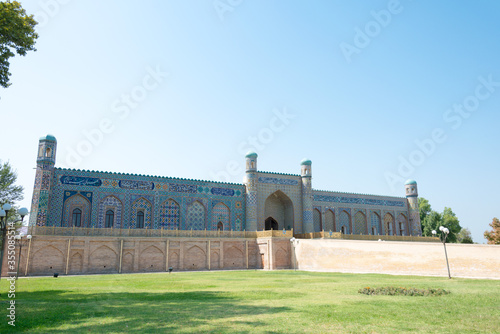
0, 270, 499, 333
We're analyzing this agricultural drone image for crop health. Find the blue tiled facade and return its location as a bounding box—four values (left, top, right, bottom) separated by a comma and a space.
29, 136, 422, 236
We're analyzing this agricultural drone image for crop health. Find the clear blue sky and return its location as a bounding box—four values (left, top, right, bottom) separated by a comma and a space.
2, 1, 499, 243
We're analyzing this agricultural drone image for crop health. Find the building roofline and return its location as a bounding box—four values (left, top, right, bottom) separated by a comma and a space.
312, 188, 407, 200
55, 167, 245, 187
257, 170, 301, 177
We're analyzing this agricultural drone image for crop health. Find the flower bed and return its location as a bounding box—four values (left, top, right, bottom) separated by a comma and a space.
358, 286, 450, 296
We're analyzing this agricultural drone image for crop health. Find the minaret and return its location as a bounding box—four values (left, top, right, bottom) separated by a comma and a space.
301, 159, 313, 233
29, 135, 57, 228
404, 179, 421, 236
244, 151, 258, 231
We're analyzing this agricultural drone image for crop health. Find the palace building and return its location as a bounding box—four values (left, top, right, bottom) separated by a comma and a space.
29, 135, 421, 236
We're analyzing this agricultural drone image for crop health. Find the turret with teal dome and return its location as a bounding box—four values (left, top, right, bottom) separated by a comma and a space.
404, 179, 418, 197
39, 134, 57, 142
245, 151, 258, 171
30, 134, 58, 228
37, 134, 57, 165
300, 158, 312, 177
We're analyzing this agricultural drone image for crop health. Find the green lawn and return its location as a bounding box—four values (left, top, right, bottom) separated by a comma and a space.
1, 270, 499, 333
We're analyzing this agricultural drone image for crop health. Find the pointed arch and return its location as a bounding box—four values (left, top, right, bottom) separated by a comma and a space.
265, 217, 279, 230
69, 252, 83, 274
139, 245, 165, 272
122, 252, 134, 273
397, 213, 408, 236
324, 209, 335, 232
131, 197, 152, 229
62, 194, 91, 227
339, 210, 351, 234
89, 245, 118, 272
224, 246, 244, 268
313, 208, 322, 232
105, 210, 114, 228
370, 212, 381, 235
159, 198, 180, 230
211, 202, 230, 231
264, 190, 294, 230
186, 200, 206, 230
354, 211, 367, 234
169, 251, 179, 270
185, 245, 206, 269
31, 245, 65, 274
99, 195, 123, 228
211, 251, 220, 269
384, 213, 395, 235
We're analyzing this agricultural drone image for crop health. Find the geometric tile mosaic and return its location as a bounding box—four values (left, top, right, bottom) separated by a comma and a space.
159, 199, 180, 230
210, 202, 230, 231
186, 201, 205, 230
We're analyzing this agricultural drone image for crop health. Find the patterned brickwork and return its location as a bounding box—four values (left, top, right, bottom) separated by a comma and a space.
314, 194, 405, 207
159, 199, 180, 230
62, 193, 92, 227
131, 197, 152, 228
397, 213, 408, 236
210, 202, 230, 231
98, 196, 123, 228
244, 172, 258, 231
46, 168, 246, 231
339, 210, 351, 234
255, 172, 303, 232
30, 137, 422, 235
383, 213, 395, 235
313, 208, 321, 232
186, 201, 206, 230
354, 211, 366, 234
301, 176, 313, 233
370, 212, 381, 235
324, 209, 335, 232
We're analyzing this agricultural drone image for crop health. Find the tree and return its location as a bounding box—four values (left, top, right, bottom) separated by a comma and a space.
457, 227, 474, 244
418, 197, 431, 223
484, 217, 500, 245
0, 159, 23, 205
0, 1, 38, 89
419, 198, 462, 243
439, 207, 462, 243
422, 210, 442, 237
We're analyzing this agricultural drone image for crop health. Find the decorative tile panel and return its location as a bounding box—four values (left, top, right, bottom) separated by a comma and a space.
258, 177, 299, 186
314, 195, 404, 207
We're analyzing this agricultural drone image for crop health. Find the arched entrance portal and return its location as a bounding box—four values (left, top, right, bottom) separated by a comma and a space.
264, 190, 294, 230
265, 217, 279, 230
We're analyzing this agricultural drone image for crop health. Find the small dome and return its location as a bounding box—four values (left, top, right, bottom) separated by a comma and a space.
40, 134, 57, 142
300, 159, 312, 166
245, 151, 258, 158
405, 179, 417, 185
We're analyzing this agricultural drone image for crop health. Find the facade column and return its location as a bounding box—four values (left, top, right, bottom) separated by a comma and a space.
220, 241, 224, 269
244, 152, 259, 231
65, 239, 71, 275
208, 240, 211, 270
165, 239, 169, 270
119, 239, 124, 273
300, 159, 313, 233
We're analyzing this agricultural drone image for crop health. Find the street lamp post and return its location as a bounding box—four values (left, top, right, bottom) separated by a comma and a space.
0, 204, 29, 280
14, 233, 32, 279
432, 226, 451, 279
